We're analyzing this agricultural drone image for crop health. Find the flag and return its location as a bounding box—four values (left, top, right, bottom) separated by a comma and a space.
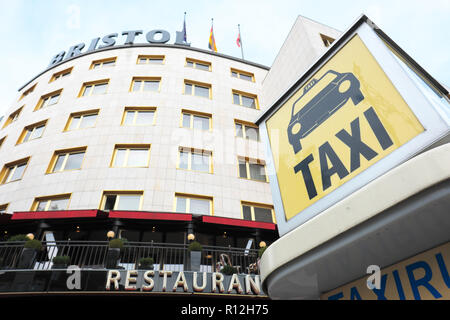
208, 23, 217, 52
236, 32, 241, 48
182, 13, 187, 42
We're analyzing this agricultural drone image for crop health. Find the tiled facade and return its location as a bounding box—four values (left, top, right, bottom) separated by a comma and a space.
0, 46, 273, 221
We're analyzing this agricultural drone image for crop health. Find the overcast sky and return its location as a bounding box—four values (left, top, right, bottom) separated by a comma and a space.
0, 0, 448, 117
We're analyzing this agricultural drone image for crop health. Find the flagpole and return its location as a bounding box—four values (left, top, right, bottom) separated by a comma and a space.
238, 24, 244, 60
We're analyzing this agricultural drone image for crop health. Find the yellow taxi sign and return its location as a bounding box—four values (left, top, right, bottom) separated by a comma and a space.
265, 34, 425, 222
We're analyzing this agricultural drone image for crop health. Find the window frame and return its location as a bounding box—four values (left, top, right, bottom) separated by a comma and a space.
183, 80, 212, 99
185, 58, 212, 71
320, 33, 335, 48
64, 109, 99, 131
78, 79, 109, 97
35, 89, 63, 111
177, 147, 213, 173
100, 191, 144, 211
0, 157, 30, 184
237, 157, 268, 182
130, 77, 161, 93
0, 203, 8, 214
2, 106, 24, 128
136, 55, 165, 65
90, 57, 117, 69
234, 119, 260, 141
31, 193, 71, 211
110, 144, 151, 168
49, 67, 73, 83
16, 119, 48, 144
232, 90, 259, 109
174, 193, 213, 215
19, 84, 36, 101
230, 68, 255, 82
46, 147, 87, 174
121, 107, 157, 126
180, 109, 212, 131
241, 201, 275, 223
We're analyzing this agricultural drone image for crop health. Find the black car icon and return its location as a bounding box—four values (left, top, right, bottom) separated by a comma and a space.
287, 70, 365, 154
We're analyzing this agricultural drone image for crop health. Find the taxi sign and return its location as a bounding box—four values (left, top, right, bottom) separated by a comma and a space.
257, 16, 450, 236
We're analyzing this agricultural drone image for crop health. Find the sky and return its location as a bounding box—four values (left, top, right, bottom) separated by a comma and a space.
0, 0, 449, 117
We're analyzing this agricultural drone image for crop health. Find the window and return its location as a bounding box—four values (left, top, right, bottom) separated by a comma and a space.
64, 110, 99, 131
174, 193, 213, 215
47, 147, 86, 173
181, 110, 211, 131
241, 202, 275, 223
121, 107, 156, 126
0, 157, 30, 184
320, 34, 335, 47
19, 84, 36, 101
31, 194, 71, 211
50, 67, 73, 82
232, 90, 258, 109
111, 144, 151, 168
90, 57, 116, 69
238, 157, 267, 182
35, 89, 62, 110
177, 147, 212, 173
17, 120, 47, 144
0, 204, 8, 214
234, 120, 259, 141
184, 80, 211, 99
186, 58, 211, 71
231, 68, 254, 82
130, 77, 161, 92
2, 106, 23, 128
79, 79, 109, 97
101, 191, 143, 211
137, 55, 165, 65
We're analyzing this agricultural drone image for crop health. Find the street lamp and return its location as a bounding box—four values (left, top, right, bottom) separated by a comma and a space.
107, 231, 115, 240
187, 233, 195, 241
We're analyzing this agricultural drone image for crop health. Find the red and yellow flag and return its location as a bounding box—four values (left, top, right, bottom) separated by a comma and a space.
208, 23, 217, 52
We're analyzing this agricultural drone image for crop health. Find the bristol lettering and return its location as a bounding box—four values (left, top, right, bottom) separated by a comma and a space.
294, 106, 394, 200
49, 28, 189, 67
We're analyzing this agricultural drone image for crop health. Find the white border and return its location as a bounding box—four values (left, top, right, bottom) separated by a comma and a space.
263, 22, 450, 236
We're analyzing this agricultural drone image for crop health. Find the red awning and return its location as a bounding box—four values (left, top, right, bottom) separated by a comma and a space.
11, 210, 106, 220
201, 215, 276, 230
108, 211, 192, 221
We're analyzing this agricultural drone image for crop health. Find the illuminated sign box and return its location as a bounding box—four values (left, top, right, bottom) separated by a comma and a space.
321, 242, 450, 300
257, 15, 450, 236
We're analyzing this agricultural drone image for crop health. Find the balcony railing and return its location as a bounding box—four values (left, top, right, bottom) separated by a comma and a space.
0, 241, 260, 274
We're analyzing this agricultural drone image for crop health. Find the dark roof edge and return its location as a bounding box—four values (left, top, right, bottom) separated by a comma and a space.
255, 14, 449, 125
18, 43, 270, 92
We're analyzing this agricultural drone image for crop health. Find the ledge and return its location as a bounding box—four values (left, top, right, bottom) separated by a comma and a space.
202, 215, 276, 230
108, 211, 192, 221
11, 210, 106, 220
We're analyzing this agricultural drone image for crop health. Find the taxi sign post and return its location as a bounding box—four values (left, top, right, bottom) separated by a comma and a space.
257, 16, 450, 236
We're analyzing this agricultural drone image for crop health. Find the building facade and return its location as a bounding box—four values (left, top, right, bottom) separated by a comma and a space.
0, 16, 351, 297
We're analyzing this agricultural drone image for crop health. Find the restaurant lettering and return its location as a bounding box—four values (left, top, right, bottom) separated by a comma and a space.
105, 270, 263, 296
